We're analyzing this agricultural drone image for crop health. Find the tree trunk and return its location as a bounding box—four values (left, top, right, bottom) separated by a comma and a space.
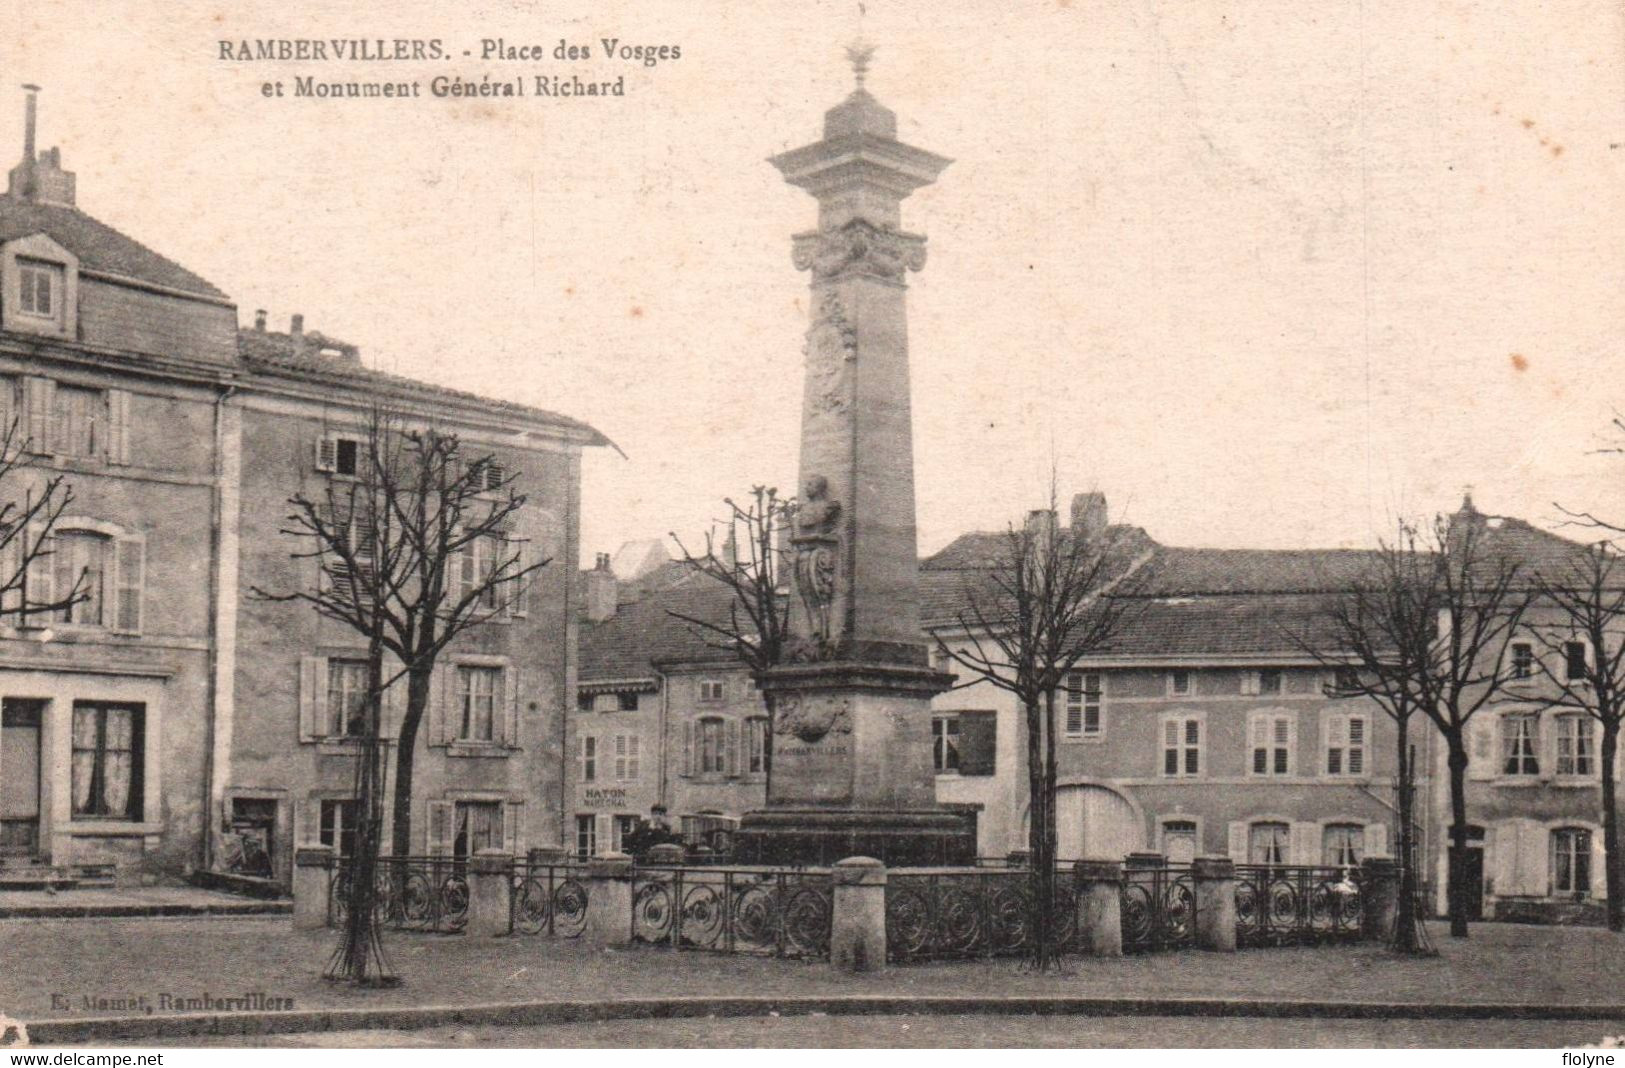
1392, 713, 1421, 953
389, 665, 433, 859
1445, 733, 1471, 939
1041, 686, 1060, 969
1602, 723, 1622, 933
761, 689, 776, 788
1024, 695, 1047, 971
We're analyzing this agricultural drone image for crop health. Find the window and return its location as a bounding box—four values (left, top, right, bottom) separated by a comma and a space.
1552, 827, 1592, 897
316, 435, 362, 477
452, 800, 502, 858
458, 534, 500, 610
1511, 642, 1534, 680
617, 692, 640, 712
70, 702, 143, 820
1162, 820, 1197, 864
698, 717, 725, 774
1329, 667, 1361, 694
1162, 716, 1202, 777
1325, 714, 1367, 777
578, 735, 596, 783
1556, 714, 1595, 777
577, 692, 593, 712
44, 531, 142, 632
319, 799, 359, 858
325, 658, 369, 738
1240, 670, 1282, 696
612, 814, 638, 853
1250, 713, 1294, 776
1500, 713, 1540, 776
51, 384, 106, 459
1249, 822, 1289, 866
699, 680, 725, 703
1168, 670, 1191, 697
18, 260, 60, 318
613, 733, 641, 781
1323, 823, 1364, 868
51, 531, 106, 625
1565, 642, 1589, 682
575, 813, 597, 859
745, 716, 767, 775
1063, 672, 1103, 737
457, 665, 502, 742
933, 714, 961, 772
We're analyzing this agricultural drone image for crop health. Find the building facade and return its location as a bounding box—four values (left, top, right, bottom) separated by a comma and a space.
0, 95, 605, 887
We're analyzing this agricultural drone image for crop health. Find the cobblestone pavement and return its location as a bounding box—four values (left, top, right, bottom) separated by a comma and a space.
3, 917, 1621, 1022
103, 1015, 1625, 1049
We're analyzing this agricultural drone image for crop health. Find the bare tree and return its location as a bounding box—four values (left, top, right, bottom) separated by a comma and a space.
1296, 523, 1436, 954
667, 486, 794, 784
254, 405, 547, 982
0, 415, 89, 623
935, 490, 1146, 970
1527, 541, 1625, 931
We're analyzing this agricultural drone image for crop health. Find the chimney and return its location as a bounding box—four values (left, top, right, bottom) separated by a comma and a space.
1070, 492, 1108, 542
290, 313, 304, 339
1445, 489, 1485, 560
721, 525, 738, 568
583, 552, 617, 622
1024, 508, 1057, 540
7, 87, 75, 205
254, 309, 267, 332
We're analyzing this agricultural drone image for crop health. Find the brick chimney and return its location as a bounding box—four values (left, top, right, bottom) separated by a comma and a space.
1070, 492, 1108, 542
1024, 508, 1057, 541
583, 552, 617, 622
290, 313, 304, 340
254, 309, 267, 332
7, 86, 76, 206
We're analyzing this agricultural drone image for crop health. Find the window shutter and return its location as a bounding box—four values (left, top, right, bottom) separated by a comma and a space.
1469, 718, 1498, 781
1517, 820, 1549, 896
596, 813, 613, 857
505, 801, 523, 856
1289, 822, 1318, 865
425, 665, 444, 746
315, 435, 337, 472
112, 537, 143, 633
628, 734, 640, 780
511, 540, 530, 618
378, 654, 404, 740
22, 377, 52, 454
958, 710, 997, 776
23, 522, 51, 618
425, 800, 453, 857
107, 389, 131, 464
505, 667, 521, 747
682, 720, 694, 777
1364, 823, 1388, 859
1592, 832, 1608, 901
1280, 716, 1297, 775
0, 529, 18, 615
1489, 822, 1517, 897
299, 656, 327, 741
725, 718, 740, 777
1227, 821, 1248, 861
439, 666, 459, 745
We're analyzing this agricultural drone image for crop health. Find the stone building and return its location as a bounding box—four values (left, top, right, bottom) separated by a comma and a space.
0, 92, 605, 887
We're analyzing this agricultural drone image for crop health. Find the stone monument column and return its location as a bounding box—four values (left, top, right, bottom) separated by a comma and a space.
736, 46, 973, 868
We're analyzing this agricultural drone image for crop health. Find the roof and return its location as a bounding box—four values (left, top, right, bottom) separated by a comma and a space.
579, 570, 743, 681
239, 327, 610, 445
0, 193, 228, 299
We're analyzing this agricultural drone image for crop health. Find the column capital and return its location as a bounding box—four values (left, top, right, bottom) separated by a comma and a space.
792, 221, 927, 283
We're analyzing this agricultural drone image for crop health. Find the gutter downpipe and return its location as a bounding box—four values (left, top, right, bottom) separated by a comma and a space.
201, 380, 238, 872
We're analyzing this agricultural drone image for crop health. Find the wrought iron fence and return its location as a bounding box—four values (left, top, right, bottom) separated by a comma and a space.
1234, 864, 1363, 947
630, 867, 833, 958
328, 855, 469, 934
1120, 862, 1196, 952
509, 861, 590, 937
885, 868, 1077, 961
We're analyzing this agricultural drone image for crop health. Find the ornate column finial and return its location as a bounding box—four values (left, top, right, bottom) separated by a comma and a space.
845, 40, 876, 89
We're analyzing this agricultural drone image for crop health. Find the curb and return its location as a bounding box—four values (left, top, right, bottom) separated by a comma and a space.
0, 903, 291, 920
26, 995, 1625, 1043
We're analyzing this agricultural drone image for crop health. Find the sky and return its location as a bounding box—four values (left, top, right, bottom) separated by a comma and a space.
3, 0, 1622, 565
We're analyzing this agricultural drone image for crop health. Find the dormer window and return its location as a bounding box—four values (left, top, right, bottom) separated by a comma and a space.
18, 259, 59, 319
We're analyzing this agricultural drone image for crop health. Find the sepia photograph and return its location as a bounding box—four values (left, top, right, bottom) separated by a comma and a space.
0, 0, 1622, 1055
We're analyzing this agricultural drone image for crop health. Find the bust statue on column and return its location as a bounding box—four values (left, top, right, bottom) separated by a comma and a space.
792, 474, 840, 652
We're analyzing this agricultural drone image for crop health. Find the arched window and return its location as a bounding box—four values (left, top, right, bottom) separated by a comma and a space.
1551, 827, 1592, 898
52, 530, 108, 625
26, 524, 143, 632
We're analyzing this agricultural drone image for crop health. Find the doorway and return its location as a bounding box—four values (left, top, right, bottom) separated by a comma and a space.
0, 699, 45, 857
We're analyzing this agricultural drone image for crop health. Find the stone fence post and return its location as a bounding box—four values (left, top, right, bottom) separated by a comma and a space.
1073, 859, 1123, 957
1192, 856, 1237, 952
292, 845, 334, 931
584, 851, 635, 947
1360, 856, 1399, 943
467, 849, 513, 938
831, 856, 887, 973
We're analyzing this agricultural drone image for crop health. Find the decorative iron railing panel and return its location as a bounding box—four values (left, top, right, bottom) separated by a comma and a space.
1233, 864, 1363, 947
509, 862, 589, 937
630, 867, 833, 958
328, 856, 469, 934
885, 869, 1076, 962
1120, 863, 1196, 953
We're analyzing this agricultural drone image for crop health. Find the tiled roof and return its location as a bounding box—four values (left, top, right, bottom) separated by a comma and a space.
239, 328, 610, 444
0, 194, 228, 299
579, 571, 743, 681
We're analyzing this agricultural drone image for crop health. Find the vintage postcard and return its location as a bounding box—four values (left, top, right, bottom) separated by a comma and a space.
0, 0, 1621, 1054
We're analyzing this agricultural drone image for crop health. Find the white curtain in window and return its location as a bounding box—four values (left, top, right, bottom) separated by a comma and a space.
102, 707, 134, 817
71, 706, 97, 812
